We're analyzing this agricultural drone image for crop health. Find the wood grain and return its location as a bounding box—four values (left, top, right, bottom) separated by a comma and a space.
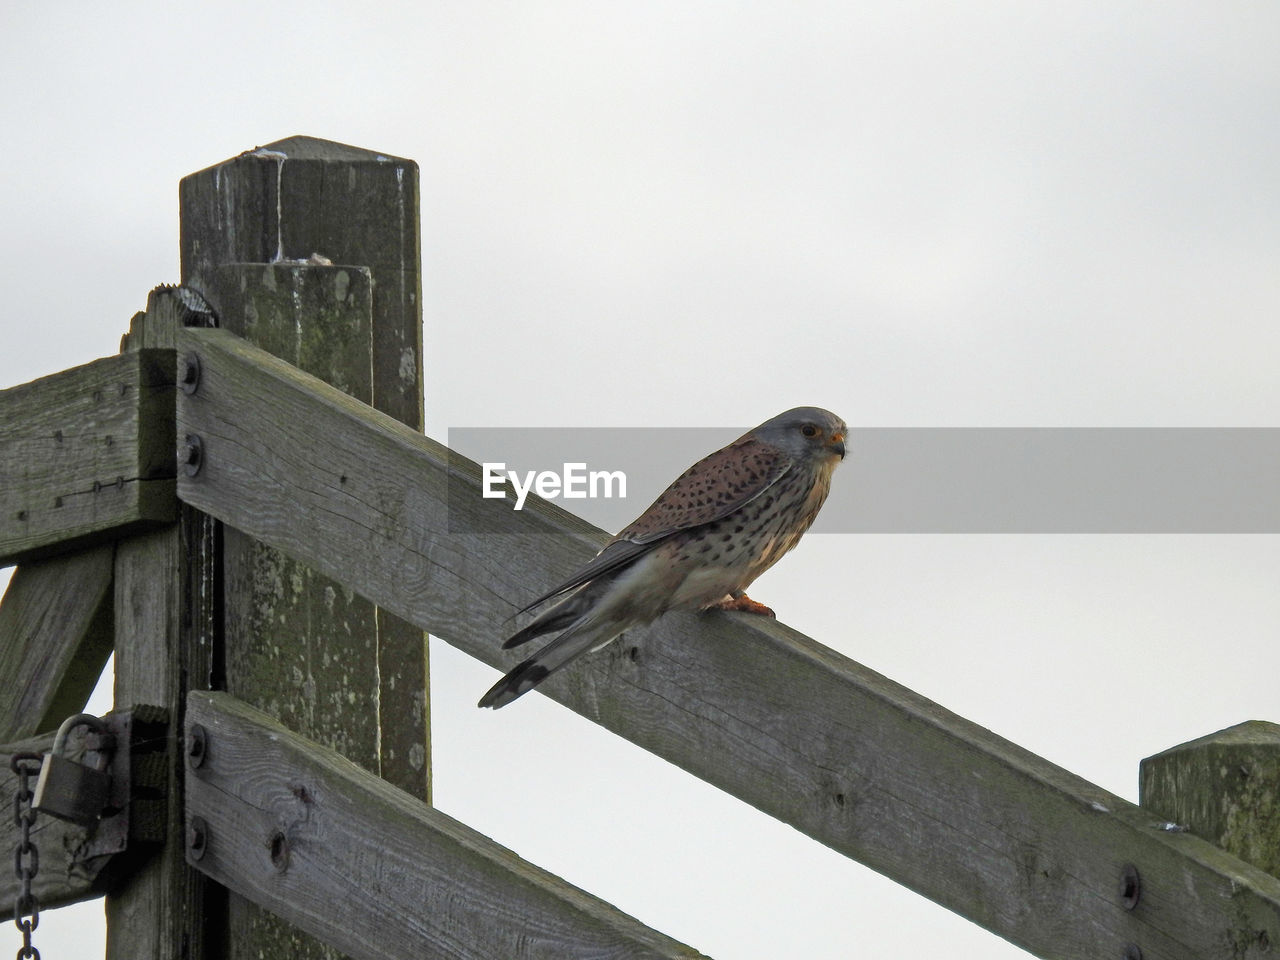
0, 349, 175, 565
106, 288, 218, 960
179, 135, 428, 960
0, 545, 114, 740
185, 690, 708, 960
176, 323, 1280, 959
1142, 721, 1280, 880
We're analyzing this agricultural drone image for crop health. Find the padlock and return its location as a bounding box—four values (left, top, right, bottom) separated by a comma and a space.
32, 713, 113, 826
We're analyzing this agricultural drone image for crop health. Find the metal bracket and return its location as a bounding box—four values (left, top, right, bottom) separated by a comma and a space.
28, 706, 169, 863
84, 710, 133, 858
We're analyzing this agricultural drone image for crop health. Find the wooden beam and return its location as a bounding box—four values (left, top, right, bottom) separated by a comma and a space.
185, 690, 707, 960
0, 545, 114, 741
175, 326, 1280, 960
0, 349, 175, 566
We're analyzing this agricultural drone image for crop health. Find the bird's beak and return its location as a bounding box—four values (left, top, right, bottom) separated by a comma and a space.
830, 432, 846, 460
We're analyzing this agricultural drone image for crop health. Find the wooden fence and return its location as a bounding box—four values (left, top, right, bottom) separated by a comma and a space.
1, 136, 1277, 960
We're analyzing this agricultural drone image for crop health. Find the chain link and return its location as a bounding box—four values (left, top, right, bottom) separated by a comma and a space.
10, 753, 42, 960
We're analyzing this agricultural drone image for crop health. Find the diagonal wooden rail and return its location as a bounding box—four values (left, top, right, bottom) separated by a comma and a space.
173, 325, 1280, 960
0, 545, 115, 740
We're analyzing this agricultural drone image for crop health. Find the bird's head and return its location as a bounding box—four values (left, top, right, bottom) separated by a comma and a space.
751, 407, 847, 462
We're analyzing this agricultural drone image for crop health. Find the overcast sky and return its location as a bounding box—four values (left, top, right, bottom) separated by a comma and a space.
3, 3, 1279, 958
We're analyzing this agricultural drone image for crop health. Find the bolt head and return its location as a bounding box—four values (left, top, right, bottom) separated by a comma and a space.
188, 816, 208, 861
188, 725, 207, 768
181, 435, 204, 477
179, 353, 201, 394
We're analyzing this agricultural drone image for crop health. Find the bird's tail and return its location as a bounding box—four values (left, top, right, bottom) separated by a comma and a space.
478, 616, 625, 709
501, 603, 581, 650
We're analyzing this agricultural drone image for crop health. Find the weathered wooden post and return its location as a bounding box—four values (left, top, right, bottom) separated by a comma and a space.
108, 287, 220, 959
174, 136, 429, 958
1141, 721, 1280, 880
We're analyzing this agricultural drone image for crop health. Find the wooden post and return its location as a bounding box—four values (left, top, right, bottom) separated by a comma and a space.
106, 288, 220, 960
179, 136, 427, 959
1141, 721, 1280, 879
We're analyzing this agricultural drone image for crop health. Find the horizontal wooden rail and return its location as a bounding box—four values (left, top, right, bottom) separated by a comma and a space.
175, 326, 1280, 959
185, 691, 708, 960
0, 350, 176, 565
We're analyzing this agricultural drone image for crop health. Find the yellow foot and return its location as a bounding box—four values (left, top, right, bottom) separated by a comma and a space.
710, 594, 776, 618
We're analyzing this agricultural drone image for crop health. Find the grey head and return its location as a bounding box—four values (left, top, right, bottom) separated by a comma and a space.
747, 406, 847, 461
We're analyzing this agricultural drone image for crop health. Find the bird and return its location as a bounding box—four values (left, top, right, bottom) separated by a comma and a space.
478, 406, 847, 708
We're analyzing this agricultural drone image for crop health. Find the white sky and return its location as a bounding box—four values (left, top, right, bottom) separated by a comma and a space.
3, 3, 1279, 957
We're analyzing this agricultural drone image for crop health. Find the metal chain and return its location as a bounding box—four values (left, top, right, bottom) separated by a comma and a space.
10, 753, 42, 960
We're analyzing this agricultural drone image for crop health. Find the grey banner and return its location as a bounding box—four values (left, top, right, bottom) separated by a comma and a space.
448, 428, 1280, 534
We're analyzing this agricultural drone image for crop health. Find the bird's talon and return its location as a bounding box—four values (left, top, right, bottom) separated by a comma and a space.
711, 594, 776, 618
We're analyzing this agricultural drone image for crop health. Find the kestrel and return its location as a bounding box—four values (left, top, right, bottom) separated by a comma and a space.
478, 406, 847, 708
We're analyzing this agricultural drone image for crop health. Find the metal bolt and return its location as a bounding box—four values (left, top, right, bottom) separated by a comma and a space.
179, 352, 201, 395
181, 435, 204, 477
187, 724, 207, 769
188, 816, 208, 861
1119, 863, 1141, 911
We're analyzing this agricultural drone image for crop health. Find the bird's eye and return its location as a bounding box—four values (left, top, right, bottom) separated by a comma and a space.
801, 424, 819, 438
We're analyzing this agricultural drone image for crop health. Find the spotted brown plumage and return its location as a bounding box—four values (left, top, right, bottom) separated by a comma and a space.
478, 406, 847, 709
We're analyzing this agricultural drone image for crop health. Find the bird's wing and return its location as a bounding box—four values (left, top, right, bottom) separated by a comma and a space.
515, 438, 793, 614
512, 538, 654, 617
619, 436, 793, 543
